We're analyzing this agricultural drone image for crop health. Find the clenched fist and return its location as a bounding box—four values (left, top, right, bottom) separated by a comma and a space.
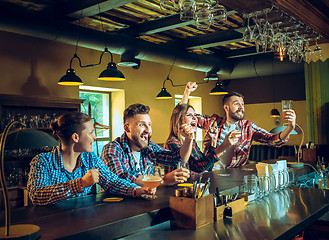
81, 169, 100, 188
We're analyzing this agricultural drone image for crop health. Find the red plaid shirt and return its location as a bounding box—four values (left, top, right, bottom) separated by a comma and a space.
101, 133, 182, 183
197, 114, 287, 168
164, 137, 219, 174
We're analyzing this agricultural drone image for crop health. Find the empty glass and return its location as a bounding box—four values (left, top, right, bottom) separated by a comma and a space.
160, 0, 176, 11
243, 174, 258, 198
195, 5, 213, 30
179, 0, 196, 21
258, 175, 271, 197
281, 100, 293, 112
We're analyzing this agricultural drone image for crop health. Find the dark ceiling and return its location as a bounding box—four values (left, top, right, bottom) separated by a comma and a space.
0, 0, 329, 76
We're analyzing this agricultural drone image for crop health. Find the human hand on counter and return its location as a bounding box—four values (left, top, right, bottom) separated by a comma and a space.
81, 169, 100, 188
162, 168, 190, 185
135, 186, 157, 197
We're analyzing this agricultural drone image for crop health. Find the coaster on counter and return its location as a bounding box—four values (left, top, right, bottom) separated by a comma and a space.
177, 183, 193, 187
103, 197, 123, 202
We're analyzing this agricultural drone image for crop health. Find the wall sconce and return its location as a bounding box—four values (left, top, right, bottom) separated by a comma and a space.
117, 51, 141, 69
58, 48, 125, 85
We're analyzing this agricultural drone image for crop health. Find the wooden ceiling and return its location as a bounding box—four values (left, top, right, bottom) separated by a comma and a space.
1, 0, 329, 60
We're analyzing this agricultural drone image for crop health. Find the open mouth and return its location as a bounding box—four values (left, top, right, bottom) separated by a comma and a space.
140, 135, 148, 142
190, 122, 197, 127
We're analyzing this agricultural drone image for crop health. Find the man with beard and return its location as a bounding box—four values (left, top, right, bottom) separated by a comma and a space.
180, 82, 296, 168
101, 104, 191, 186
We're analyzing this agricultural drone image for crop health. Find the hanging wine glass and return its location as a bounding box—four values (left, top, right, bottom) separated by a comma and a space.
179, 0, 196, 21
211, 2, 227, 24
195, 4, 213, 30
160, 0, 177, 11
243, 14, 253, 42
312, 39, 322, 62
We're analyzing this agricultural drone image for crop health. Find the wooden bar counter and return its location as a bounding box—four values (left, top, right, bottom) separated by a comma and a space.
2, 166, 328, 240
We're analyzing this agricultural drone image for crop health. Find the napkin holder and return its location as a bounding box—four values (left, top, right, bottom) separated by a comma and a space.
214, 197, 245, 221
169, 194, 214, 229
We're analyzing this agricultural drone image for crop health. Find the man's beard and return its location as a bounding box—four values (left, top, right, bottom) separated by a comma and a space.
230, 109, 244, 121
132, 134, 151, 149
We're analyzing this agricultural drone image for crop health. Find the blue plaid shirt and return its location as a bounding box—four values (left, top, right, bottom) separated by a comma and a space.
27, 146, 138, 205
101, 133, 182, 183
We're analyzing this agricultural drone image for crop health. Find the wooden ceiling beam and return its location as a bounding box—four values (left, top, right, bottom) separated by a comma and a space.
67, 0, 138, 19
164, 29, 244, 50
117, 10, 237, 36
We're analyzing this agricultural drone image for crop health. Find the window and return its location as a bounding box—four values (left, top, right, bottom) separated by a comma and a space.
79, 90, 111, 156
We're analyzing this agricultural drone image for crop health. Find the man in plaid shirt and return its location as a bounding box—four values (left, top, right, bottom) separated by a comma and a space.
180, 82, 297, 168
101, 104, 191, 186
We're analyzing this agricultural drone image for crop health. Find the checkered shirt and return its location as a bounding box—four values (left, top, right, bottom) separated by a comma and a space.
197, 114, 287, 168
27, 146, 138, 205
101, 133, 182, 183
164, 137, 219, 174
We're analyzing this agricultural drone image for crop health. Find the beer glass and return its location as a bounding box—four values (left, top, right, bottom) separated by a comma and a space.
281, 100, 293, 113
142, 165, 162, 199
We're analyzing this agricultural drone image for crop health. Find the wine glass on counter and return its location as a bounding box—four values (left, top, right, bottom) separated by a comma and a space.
142, 164, 163, 199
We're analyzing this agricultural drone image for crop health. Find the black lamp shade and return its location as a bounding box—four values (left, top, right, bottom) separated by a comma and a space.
156, 88, 172, 99
58, 69, 83, 86
270, 125, 298, 134
5, 128, 59, 149
118, 52, 140, 67
209, 82, 228, 95
98, 62, 126, 81
270, 108, 280, 117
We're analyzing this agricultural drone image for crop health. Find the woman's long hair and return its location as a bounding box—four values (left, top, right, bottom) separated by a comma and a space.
167, 104, 195, 144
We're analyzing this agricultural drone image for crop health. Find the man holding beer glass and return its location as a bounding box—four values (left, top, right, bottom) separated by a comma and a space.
101, 104, 191, 188
181, 82, 296, 169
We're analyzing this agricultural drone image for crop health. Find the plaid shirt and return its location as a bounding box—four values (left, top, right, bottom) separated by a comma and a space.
27, 146, 138, 205
101, 133, 182, 183
197, 114, 287, 168
164, 137, 219, 173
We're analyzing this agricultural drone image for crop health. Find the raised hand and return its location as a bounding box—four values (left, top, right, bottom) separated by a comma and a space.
81, 169, 100, 188
282, 109, 296, 128
185, 82, 198, 93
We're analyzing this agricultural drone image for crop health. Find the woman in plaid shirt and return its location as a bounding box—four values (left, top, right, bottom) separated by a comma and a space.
165, 103, 222, 173
27, 112, 152, 205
